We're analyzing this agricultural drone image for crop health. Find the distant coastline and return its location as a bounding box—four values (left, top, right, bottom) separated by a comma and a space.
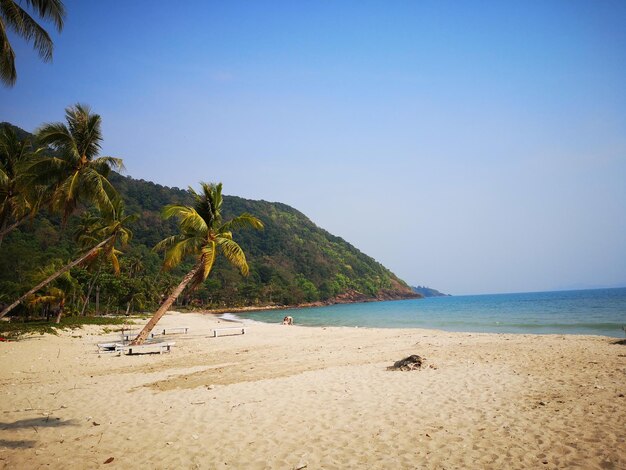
200, 288, 420, 316
411, 285, 450, 297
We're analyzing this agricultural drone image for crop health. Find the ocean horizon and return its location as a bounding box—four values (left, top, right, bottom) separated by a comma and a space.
229, 287, 626, 338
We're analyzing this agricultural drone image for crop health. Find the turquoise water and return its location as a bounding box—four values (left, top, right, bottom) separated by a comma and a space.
232, 288, 626, 337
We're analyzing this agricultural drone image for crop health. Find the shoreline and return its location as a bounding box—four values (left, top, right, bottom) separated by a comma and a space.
197, 290, 421, 316
197, 308, 626, 340
209, 311, 625, 339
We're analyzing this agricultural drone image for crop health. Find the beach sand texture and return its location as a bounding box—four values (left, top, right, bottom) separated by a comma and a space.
1, 312, 624, 469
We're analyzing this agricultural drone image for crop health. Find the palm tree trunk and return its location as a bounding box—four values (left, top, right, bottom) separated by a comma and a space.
130, 262, 201, 346
95, 286, 100, 315
54, 300, 65, 324
0, 236, 113, 319
0, 219, 7, 248
80, 267, 101, 315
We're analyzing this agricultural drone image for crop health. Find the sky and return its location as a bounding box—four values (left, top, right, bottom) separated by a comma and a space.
2, 0, 625, 295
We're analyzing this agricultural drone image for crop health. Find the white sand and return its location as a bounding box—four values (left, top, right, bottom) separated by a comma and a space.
0, 312, 624, 469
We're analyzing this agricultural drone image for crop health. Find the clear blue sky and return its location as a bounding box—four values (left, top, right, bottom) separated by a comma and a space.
2, 0, 625, 294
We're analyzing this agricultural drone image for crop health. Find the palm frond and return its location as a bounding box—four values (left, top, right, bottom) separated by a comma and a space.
49, 174, 76, 219
22, 153, 71, 187
220, 213, 264, 233
66, 104, 102, 161
161, 236, 203, 270
92, 156, 124, 173
162, 239, 187, 270
200, 242, 216, 281
0, 18, 17, 86
162, 204, 208, 236
217, 237, 249, 276
35, 122, 76, 155
77, 167, 118, 215
193, 182, 224, 228
0, 0, 65, 87
0, 127, 37, 222
23, 0, 65, 31
66, 168, 80, 203
153, 234, 184, 254
108, 249, 120, 274
162, 204, 195, 220
1, 1, 54, 61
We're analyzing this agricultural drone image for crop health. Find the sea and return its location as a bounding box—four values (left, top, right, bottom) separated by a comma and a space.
227, 287, 626, 338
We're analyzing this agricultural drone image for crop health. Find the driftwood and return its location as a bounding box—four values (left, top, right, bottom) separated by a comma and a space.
387, 355, 424, 371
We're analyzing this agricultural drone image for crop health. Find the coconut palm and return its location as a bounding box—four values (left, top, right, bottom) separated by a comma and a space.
26, 269, 78, 323
0, 125, 42, 246
28, 286, 66, 322
0, 197, 135, 319
130, 182, 263, 345
28, 103, 123, 222
0, 0, 65, 87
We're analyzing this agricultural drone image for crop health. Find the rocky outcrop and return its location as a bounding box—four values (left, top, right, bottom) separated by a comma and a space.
332, 288, 420, 305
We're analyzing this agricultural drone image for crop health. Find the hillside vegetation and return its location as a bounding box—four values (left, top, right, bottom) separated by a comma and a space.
1, 124, 416, 315
112, 172, 417, 308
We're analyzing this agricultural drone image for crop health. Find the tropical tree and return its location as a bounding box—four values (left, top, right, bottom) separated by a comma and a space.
0, 197, 135, 319
130, 182, 263, 345
0, 0, 65, 87
0, 125, 42, 246
26, 269, 79, 323
29, 103, 124, 222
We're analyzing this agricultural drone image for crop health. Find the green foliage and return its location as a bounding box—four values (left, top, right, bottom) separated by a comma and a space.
0, 125, 413, 316
30, 103, 123, 221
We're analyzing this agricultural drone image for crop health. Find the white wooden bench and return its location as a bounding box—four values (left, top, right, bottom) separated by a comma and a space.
120, 332, 140, 341
115, 341, 176, 355
157, 326, 189, 336
97, 342, 122, 353
212, 327, 246, 337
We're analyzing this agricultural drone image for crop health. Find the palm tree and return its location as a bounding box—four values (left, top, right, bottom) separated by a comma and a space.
0, 104, 123, 242
26, 269, 78, 323
0, 198, 135, 319
0, 125, 41, 246
30, 103, 123, 222
28, 286, 66, 322
130, 182, 263, 345
0, 0, 66, 87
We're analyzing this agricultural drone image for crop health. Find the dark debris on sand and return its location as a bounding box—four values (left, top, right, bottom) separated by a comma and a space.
387, 355, 424, 371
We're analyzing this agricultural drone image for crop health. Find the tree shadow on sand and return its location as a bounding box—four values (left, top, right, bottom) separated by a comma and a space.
0, 417, 77, 430
0, 439, 37, 449
0, 418, 77, 450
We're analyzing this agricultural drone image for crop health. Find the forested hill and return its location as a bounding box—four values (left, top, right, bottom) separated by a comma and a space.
108, 172, 418, 307
0, 123, 417, 313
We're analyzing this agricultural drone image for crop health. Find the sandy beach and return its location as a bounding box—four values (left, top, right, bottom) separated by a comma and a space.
1, 312, 624, 469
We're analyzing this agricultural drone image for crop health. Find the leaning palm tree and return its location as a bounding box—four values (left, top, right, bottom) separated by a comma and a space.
130, 182, 263, 345
28, 103, 123, 222
0, 0, 66, 87
0, 197, 135, 319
